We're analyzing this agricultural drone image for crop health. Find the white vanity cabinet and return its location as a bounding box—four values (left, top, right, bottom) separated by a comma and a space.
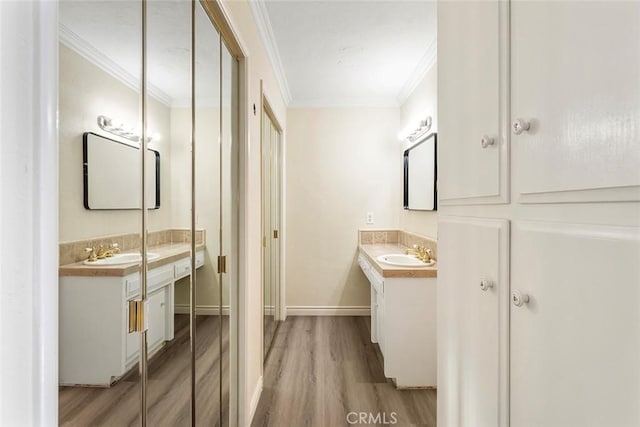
60, 250, 204, 386
358, 254, 437, 388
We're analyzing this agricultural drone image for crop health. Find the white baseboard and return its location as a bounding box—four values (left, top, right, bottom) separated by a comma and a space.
248, 375, 263, 426
174, 304, 230, 315
286, 306, 370, 316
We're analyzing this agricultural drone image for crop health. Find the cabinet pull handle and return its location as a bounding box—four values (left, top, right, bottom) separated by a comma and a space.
511, 290, 529, 307
512, 118, 531, 135
481, 135, 495, 148
479, 279, 494, 291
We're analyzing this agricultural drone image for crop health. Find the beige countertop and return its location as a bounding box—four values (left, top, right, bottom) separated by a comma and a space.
359, 243, 437, 279
59, 243, 204, 277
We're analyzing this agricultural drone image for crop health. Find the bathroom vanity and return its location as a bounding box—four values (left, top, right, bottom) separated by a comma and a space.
358, 230, 437, 388
59, 245, 204, 386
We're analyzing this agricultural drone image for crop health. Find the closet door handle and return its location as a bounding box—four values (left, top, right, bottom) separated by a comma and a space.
511, 290, 529, 307
512, 119, 531, 135
479, 279, 494, 291
481, 135, 495, 148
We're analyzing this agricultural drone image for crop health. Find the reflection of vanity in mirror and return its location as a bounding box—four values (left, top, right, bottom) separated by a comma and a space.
403, 132, 437, 211
59, 242, 205, 386
57, 0, 238, 424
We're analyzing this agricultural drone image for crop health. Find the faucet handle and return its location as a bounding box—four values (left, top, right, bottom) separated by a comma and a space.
85, 247, 97, 262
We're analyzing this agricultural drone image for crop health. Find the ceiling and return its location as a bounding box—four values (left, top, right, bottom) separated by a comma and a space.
253, 0, 437, 107
60, 1, 437, 108
59, 1, 227, 107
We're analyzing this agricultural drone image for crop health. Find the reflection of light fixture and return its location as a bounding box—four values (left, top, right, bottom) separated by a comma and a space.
401, 116, 433, 143
97, 115, 154, 143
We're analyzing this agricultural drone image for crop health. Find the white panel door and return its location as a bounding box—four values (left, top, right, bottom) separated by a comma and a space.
438, 217, 509, 427
511, 222, 640, 427
438, 1, 508, 204
512, 1, 640, 203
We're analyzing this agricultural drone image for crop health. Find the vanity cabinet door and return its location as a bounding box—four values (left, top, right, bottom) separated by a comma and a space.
511, 1, 640, 203
438, 217, 509, 427
438, 1, 507, 205
146, 289, 166, 352
510, 222, 640, 426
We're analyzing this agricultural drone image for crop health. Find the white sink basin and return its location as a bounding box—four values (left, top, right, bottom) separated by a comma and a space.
376, 254, 435, 268
83, 252, 160, 266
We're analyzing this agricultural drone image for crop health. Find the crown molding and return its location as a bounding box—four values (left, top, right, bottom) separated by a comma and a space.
248, 0, 292, 106
288, 96, 399, 108
396, 37, 437, 106
59, 23, 173, 107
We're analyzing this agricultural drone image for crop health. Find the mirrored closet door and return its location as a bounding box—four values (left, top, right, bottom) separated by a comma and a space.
58, 1, 144, 424
262, 105, 282, 358
57, 1, 238, 424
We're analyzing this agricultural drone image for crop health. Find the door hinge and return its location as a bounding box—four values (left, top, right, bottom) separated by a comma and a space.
128, 299, 145, 333
273, 229, 279, 239
217, 255, 227, 274
263, 236, 267, 247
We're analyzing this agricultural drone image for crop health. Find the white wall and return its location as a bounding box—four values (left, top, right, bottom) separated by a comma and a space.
59, 44, 173, 243
285, 107, 401, 309
221, 2, 289, 424
0, 1, 58, 424
399, 65, 438, 239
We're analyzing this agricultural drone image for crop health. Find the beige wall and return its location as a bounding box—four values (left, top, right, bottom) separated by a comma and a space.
285, 108, 401, 308
171, 107, 232, 308
222, 1, 289, 424
59, 44, 172, 242
399, 65, 438, 239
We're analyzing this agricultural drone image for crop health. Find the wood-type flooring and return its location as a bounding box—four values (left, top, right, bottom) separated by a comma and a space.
251, 316, 437, 427
59, 314, 229, 426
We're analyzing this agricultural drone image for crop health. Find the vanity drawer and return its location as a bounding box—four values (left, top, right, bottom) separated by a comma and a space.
195, 250, 205, 268
174, 258, 192, 280
359, 254, 384, 294
126, 275, 140, 300
148, 266, 173, 294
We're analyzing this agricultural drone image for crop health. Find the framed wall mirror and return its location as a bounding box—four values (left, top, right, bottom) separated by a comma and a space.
403, 132, 437, 211
83, 132, 160, 210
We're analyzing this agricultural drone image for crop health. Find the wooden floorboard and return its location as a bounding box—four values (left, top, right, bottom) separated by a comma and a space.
59, 314, 229, 426
251, 316, 437, 427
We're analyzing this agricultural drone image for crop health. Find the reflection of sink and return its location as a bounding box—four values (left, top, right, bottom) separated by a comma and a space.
83, 252, 160, 266
376, 254, 435, 268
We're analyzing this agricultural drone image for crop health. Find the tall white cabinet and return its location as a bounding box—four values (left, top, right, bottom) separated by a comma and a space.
437, 1, 640, 426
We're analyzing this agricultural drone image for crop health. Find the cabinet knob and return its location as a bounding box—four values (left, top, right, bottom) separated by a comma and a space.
512, 119, 531, 135
479, 279, 494, 291
481, 135, 495, 149
511, 290, 529, 307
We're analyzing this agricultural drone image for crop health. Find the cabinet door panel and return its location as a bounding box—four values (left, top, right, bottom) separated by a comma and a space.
438, 217, 509, 427
146, 289, 166, 352
438, 1, 507, 204
512, 2, 640, 202
511, 222, 640, 426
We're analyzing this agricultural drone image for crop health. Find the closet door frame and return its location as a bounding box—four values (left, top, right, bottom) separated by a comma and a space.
197, 2, 249, 426
260, 83, 284, 361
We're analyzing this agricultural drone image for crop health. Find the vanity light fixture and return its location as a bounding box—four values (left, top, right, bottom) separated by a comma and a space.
402, 115, 433, 143
97, 115, 155, 143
